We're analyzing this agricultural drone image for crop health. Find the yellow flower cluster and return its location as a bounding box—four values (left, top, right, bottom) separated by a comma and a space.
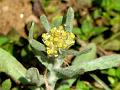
42, 26, 75, 57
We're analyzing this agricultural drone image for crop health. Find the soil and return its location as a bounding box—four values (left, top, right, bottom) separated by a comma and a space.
0, 0, 36, 37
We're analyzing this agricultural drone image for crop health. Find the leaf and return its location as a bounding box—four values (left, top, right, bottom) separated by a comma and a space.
29, 22, 35, 40
73, 22, 107, 41
67, 48, 92, 56
29, 26, 53, 70
72, 43, 96, 65
112, 0, 120, 11
102, 39, 120, 51
0, 36, 9, 46
34, 50, 53, 70
62, 78, 76, 87
101, 0, 120, 11
77, 54, 120, 72
2, 79, 11, 90
104, 68, 120, 79
2, 43, 13, 54
0, 48, 28, 84
56, 85, 70, 90
93, 9, 102, 19
92, 35, 104, 44
81, 16, 93, 36
101, 0, 113, 11
110, 15, 120, 25
108, 76, 116, 85
29, 39, 45, 52
79, 15, 94, 40
26, 67, 44, 87
116, 68, 120, 79
55, 54, 120, 78
51, 16, 63, 28
76, 80, 89, 90
55, 67, 84, 78
72, 27, 82, 35
29, 22, 45, 52
113, 82, 120, 90
65, 7, 74, 32
56, 78, 76, 90
93, 26, 108, 35
40, 15, 50, 32
56, 79, 73, 90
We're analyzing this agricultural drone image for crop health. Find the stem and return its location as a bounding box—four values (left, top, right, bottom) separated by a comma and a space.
47, 57, 63, 90
46, 56, 64, 90
90, 74, 111, 90
48, 71, 58, 90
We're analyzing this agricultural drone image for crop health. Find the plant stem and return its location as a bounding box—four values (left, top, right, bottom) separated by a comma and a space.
90, 74, 111, 90
47, 57, 62, 90
48, 71, 58, 90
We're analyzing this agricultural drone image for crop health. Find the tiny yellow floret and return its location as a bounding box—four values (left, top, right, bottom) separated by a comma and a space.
54, 37, 59, 41
49, 36, 53, 41
62, 31, 67, 36
70, 33, 75, 39
45, 41, 50, 46
42, 33, 46, 39
57, 43, 63, 48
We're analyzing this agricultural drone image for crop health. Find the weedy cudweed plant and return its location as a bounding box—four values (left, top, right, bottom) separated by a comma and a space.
28, 7, 120, 90
28, 7, 80, 90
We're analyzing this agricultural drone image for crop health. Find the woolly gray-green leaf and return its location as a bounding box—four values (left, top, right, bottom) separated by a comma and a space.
65, 7, 74, 32
26, 67, 44, 87
55, 67, 84, 78
29, 38, 53, 70
66, 48, 91, 56
34, 51, 53, 70
55, 54, 120, 78
51, 16, 63, 28
72, 43, 96, 65
40, 15, 50, 32
0, 48, 28, 83
28, 22, 35, 40
29, 39, 45, 52
29, 22, 45, 52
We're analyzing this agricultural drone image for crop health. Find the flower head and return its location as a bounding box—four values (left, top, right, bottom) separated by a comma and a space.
42, 26, 75, 57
